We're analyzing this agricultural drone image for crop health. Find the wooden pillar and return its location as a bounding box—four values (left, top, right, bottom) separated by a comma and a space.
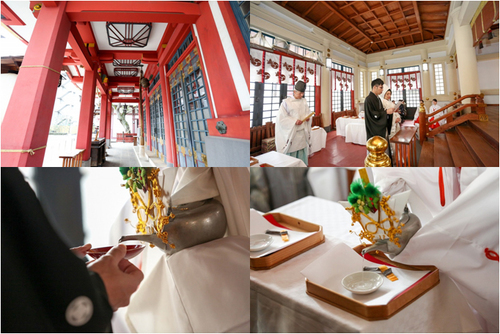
159, 65, 177, 166
76, 67, 97, 161
1, 2, 71, 166
144, 87, 152, 151
99, 94, 107, 138
105, 99, 112, 145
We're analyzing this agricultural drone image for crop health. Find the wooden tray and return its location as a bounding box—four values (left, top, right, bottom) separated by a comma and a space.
305, 245, 440, 321
250, 213, 324, 271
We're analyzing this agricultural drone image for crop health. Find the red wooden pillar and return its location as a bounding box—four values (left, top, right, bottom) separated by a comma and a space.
76, 67, 97, 161
99, 94, 108, 138
144, 87, 152, 151
159, 65, 177, 166
1, 2, 71, 166
105, 99, 112, 143
193, 2, 249, 140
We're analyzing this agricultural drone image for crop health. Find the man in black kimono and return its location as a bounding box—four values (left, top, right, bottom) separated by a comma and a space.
365, 78, 394, 140
1, 168, 144, 332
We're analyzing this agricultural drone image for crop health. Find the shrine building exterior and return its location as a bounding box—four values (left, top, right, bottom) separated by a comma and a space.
1, 1, 250, 167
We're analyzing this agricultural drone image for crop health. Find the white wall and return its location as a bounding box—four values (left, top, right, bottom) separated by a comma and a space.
0, 73, 18, 124
477, 58, 499, 90
477, 57, 499, 104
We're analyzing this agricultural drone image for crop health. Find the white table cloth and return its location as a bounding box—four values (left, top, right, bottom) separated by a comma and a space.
250, 196, 482, 332
335, 117, 364, 136
310, 127, 327, 154
345, 122, 367, 145
253, 151, 307, 167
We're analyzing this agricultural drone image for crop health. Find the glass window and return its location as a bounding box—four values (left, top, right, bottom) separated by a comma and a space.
434, 63, 444, 95
371, 71, 377, 82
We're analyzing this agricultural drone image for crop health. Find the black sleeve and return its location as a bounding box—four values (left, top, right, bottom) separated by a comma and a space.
1, 168, 113, 332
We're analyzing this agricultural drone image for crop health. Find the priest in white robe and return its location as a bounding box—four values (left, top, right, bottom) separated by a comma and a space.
109, 167, 250, 333
275, 81, 312, 166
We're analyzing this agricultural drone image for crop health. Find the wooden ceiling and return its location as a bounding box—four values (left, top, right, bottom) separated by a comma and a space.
274, 1, 451, 54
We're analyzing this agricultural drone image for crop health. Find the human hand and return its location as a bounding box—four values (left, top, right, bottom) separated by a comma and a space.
386, 108, 394, 115
87, 244, 144, 311
295, 119, 303, 125
70, 243, 92, 259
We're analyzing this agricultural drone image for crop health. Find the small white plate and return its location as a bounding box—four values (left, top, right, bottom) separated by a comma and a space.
250, 234, 274, 252
342, 271, 384, 295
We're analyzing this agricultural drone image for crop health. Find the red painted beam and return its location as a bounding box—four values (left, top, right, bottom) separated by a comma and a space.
65, 1, 200, 23
157, 23, 177, 57
67, 23, 94, 71
158, 23, 191, 66
76, 67, 97, 161
71, 77, 84, 84
63, 58, 79, 66
1, 2, 26, 25
42, 2, 58, 7
2, 2, 71, 166
111, 98, 139, 103
98, 51, 158, 62
99, 94, 108, 138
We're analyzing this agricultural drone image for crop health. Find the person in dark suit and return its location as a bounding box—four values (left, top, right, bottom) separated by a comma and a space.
1, 168, 144, 332
364, 78, 394, 140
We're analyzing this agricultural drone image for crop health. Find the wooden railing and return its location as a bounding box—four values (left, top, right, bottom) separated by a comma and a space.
419, 94, 487, 145
250, 122, 275, 156
390, 126, 417, 167
59, 149, 85, 167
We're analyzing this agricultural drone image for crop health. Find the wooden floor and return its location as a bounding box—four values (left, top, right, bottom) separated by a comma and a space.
309, 120, 423, 167
309, 130, 367, 167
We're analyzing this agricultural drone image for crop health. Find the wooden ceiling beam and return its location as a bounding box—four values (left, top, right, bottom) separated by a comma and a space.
412, 1, 424, 42
349, 2, 383, 39
329, 20, 346, 33
373, 30, 420, 43
317, 11, 335, 26
379, 1, 399, 35
320, 1, 373, 43
303, 1, 320, 17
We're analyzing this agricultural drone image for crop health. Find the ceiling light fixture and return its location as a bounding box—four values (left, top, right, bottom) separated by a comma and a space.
106, 22, 152, 48
422, 59, 428, 71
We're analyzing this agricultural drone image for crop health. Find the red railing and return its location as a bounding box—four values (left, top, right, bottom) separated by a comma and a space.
418, 94, 487, 145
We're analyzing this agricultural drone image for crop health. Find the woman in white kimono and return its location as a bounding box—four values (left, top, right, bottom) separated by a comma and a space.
379, 85, 401, 156
275, 81, 312, 166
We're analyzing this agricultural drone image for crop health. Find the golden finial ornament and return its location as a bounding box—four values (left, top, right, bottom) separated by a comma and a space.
365, 136, 391, 167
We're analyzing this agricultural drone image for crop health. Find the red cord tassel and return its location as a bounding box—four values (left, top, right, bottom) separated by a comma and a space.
439, 167, 445, 207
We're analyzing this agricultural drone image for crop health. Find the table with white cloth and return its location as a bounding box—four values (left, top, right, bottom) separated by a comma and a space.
253, 151, 307, 167
345, 122, 367, 145
310, 127, 327, 154
250, 196, 482, 333
335, 117, 364, 137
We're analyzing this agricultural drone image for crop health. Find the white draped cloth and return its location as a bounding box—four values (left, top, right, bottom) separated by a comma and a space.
356, 167, 498, 332
310, 127, 327, 154
345, 122, 366, 145
251, 196, 483, 333
276, 96, 312, 154
394, 168, 499, 333
110, 168, 250, 332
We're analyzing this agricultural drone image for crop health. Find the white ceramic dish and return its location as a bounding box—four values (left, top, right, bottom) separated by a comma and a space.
342, 271, 384, 295
250, 234, 274, 252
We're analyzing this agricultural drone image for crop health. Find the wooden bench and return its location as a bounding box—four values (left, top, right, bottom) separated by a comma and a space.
251, 122, 276, 156
59, 149, 85, 167
116, 133, 137, 143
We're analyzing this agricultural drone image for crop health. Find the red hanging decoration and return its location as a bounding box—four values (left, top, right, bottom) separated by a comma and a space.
439, 167, 445, 207
485, 248, 499, 262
